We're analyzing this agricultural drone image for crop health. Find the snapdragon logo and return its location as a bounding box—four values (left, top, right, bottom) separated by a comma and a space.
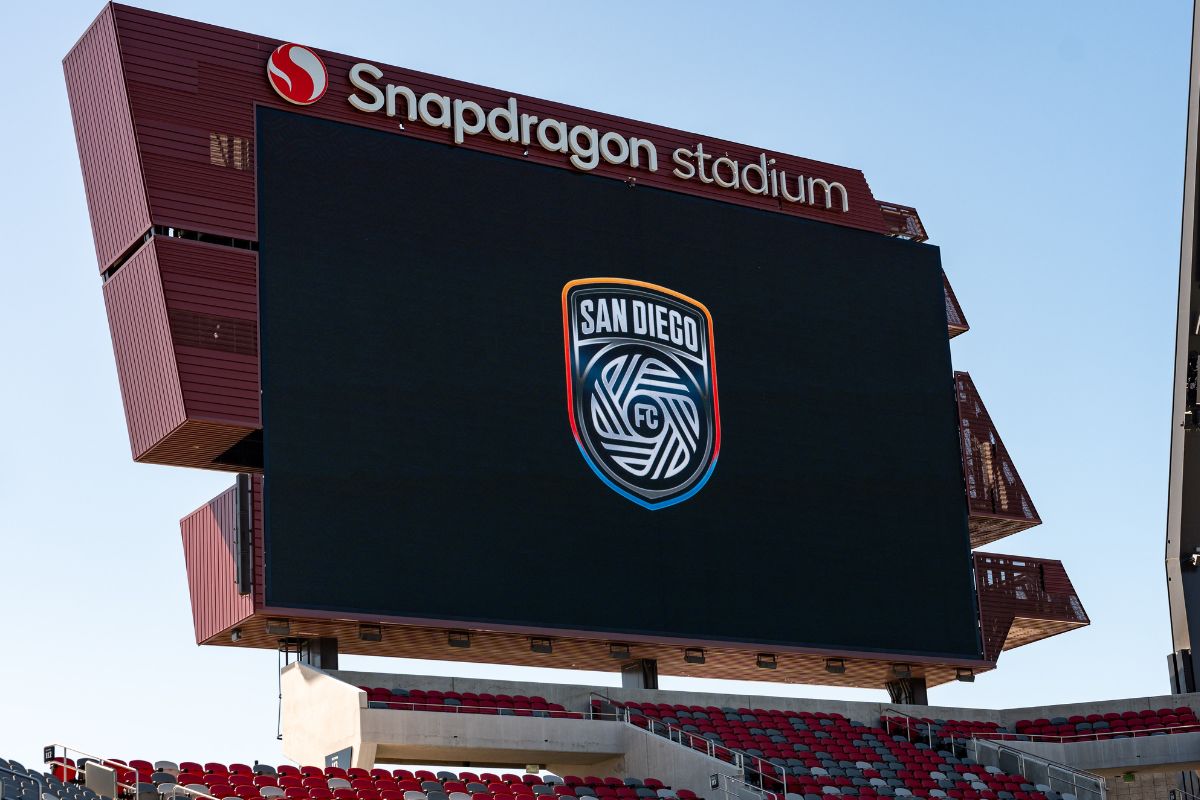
346, 63, 849, 213
267, 44, 328, 106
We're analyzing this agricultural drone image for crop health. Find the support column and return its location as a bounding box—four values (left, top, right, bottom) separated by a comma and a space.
300, 637, 339, 671
621, 658, 659, 689
885, 676, 928, 706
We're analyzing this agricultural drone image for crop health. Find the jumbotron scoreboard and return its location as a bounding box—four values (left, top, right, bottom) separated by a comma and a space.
64, 4, 1088, 697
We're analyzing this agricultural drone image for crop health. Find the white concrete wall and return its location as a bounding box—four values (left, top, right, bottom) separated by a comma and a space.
330, 669, 1004, 726
282, 663, 374, 769
1000, 733, 1200, 777
306, 669, 1200, 791
999, 694, 1200, 728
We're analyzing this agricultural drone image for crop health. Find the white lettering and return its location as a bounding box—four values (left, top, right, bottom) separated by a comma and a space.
600, 132, 630, 166
568, 125, 600, 171
343, 71, 848, 213
418, 93, 451, 128
672, 148, 696, 179
712, 156, 740, 190
537, 118, 569, 153
580, 300, 594, 334
632, 300, 648, 334
386, 84, 416, 120
451, 99, 486, 144
347, 63, 384, 112
684, 318, 699, 352
487, 98, 520, 143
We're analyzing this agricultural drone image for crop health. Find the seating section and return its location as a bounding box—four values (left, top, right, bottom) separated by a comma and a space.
50, 763, 697, 800
2, 757, 101, 800
879, 718, 1018, 744
601, 700, 1070, 800
1013, 707, 1199, 740
358, 687, 584, 719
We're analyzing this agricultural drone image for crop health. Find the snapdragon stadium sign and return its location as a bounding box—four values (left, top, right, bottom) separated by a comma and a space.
266, 45, 851, 213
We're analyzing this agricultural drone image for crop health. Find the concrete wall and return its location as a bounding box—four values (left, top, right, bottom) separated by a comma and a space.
330, 670, 1004, 727
282, 663, 373, 769
1104, 771, 1182, 800
1002, 733, 1200, 777
1000, 695, 1200, 728
285, 667, 742, 796
309, 669, 1200, 792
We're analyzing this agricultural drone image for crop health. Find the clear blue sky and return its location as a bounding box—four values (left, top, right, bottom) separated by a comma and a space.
0, 0, 1190, 770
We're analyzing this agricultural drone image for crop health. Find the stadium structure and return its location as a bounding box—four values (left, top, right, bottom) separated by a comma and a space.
6, 8, 1199, 800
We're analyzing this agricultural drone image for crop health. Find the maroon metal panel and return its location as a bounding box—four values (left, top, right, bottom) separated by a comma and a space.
156, 237, 260, 428
101, 241, 186, 459
181, 483, 256, 643
956, 371, 1041, 547
974, 552, 1089, 661
63, 5, 151, 271
943, 273, 969, 338
107, 3, 892, 241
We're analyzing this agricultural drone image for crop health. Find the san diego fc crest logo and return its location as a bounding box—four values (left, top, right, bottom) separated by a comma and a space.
562, 278, 720, 510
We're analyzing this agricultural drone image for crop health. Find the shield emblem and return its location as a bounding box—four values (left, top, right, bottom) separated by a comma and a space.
562, 278, 720, 509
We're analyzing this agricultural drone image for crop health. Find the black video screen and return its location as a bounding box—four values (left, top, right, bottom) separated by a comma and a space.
258, 106, 980, 659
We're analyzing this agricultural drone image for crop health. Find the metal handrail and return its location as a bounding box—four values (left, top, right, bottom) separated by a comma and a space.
367, 698, 576, 716
708, 773, 777, 800
959, 737, 1105, 800
587, 696, 788, 791
43, 745, 219, 800
880, 709, 937, 750
994, 723, 1199, 744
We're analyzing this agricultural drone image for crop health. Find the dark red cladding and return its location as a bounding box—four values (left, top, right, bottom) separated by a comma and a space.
63, 5, 151, 271
974, 552, 1089, 661
180, 482, 255, 643
100, 236, 259, 467
955, 371, 1042, 547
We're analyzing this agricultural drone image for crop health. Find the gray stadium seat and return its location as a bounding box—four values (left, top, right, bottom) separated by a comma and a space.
153, 764, 179, 775
465, 785, 487, 794
448, 793, 471, 800
252, 767, 275, 777
436, 774, 457, 784
543, 778, 562, 787
403, 793, 426, 800
421, 784, 442, 794
531, 788, 551, 796
260, 789, 285, 799
328, 780, 351, 790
